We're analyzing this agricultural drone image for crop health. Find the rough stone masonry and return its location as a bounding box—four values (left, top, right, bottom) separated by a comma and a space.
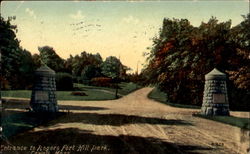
201, 68, 230, 116
30, 66, 58, 112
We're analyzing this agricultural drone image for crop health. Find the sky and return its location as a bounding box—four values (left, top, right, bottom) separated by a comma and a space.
1, 1, 249, 73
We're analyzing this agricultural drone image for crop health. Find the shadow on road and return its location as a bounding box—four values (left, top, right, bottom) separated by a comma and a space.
45, 112, 193, 127
1, 98, 213, 154
1, 112, 64, 138
59, 105, 108, 111
3, 127, 214, 154
2, 98, 109, 111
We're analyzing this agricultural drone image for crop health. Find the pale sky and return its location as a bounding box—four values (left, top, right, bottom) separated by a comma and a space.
1, 1, 249, 73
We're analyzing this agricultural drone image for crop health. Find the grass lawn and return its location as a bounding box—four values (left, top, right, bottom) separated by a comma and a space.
74, 82, 141, 95
1, 82, 141, 101
193, 114, 250, 130
149, 88, 250, 130
1, 90, 116, 101
148, 87, 200, 109
118, 82, 142, 95
1, 90, 32, 98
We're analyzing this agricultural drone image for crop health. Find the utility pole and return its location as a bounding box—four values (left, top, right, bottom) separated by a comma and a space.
135, 60, 140, 88
114, 55, 122, 99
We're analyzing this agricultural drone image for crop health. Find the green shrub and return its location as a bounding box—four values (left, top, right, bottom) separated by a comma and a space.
56, 72, 73, 91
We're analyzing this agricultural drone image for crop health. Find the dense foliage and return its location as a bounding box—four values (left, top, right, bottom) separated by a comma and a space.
1, 17, 35, 89
142, 15, 250, 110
1, 17, 129, 90
38, 46, 65, 72
66, 51, 103, 77
101, 56, 122, 79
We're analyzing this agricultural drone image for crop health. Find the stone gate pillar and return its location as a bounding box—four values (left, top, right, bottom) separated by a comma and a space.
201, 68, 230, 116
30, 66, 58, 112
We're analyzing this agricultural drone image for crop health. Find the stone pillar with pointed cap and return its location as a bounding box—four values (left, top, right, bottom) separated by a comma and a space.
30, 66, 58, 112
201, 68, 230, 116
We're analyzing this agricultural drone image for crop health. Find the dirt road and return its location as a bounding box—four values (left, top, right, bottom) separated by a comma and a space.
3, 88, 250, 154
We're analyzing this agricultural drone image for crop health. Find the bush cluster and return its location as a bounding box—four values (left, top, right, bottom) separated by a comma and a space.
91, 77, 112, 87
56, 72, 73, 91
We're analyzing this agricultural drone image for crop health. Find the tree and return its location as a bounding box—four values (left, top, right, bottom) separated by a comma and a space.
70, 51, 103, 78
101, 56, 123, 98
64, 54, 74, 74
0, 16, 35, 89
227, 14, 250, 90
38, 46, 65, 72
81, 65, 101, 81
1, 16, 20, 89
17, 49, 36, 89
32, 53, 42, 69
142, 15, 249, 110
101, 56, 122, 79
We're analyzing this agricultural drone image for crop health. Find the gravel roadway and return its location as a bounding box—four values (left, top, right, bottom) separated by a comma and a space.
3, 88, 250, 154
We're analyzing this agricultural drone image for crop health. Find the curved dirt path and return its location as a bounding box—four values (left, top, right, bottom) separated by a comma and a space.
4, 88, 250, 154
